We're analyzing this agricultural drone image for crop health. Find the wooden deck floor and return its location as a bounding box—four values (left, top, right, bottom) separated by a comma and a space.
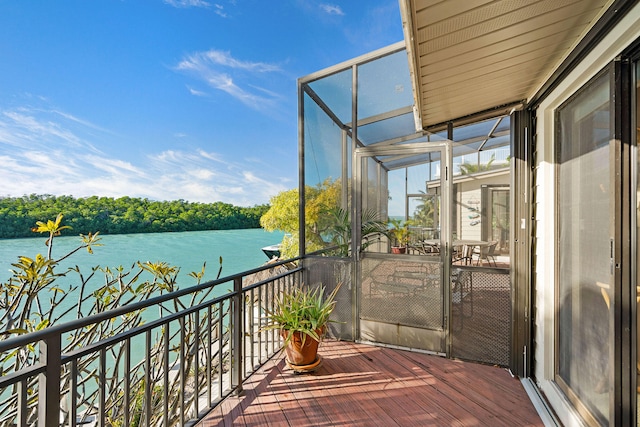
196, 340, 543, 427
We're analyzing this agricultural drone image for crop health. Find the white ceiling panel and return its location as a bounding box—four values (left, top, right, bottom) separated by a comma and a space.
401, 0, 611, 128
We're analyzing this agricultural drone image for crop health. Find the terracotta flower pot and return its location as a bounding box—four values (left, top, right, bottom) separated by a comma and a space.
391, 246, 406, 254
281, 329, 322, 366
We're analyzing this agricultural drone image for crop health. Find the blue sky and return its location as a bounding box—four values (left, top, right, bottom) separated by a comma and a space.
0, 0, 403, 206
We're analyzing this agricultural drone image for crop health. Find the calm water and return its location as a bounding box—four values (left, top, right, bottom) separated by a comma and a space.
0, 229, 285, 398
0, 228, 284, 285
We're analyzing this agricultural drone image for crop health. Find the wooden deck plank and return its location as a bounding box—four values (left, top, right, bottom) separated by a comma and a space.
273, 361, 332, 425
368, 347, 486, 426
196, 341, 543, 427
277, 343, 398, 426
236, 365, 279, 427
251, 359, 301, 426
287, 348, 373, 425
345, 344, 459, 425
321, 343, 416, 426
397, 351, 529, 426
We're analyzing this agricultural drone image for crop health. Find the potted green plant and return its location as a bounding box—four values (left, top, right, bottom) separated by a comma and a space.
263, 283, 341, 373
388, 218, 412, 254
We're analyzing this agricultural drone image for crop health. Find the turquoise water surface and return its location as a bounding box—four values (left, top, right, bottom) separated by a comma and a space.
0, 228, 285, 285
0, 229, 286, 404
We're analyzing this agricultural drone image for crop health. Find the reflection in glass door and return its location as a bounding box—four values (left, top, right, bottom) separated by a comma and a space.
556, 69, 612, 425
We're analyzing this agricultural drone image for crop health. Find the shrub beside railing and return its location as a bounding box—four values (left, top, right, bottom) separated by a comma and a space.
0, 259, 302, 427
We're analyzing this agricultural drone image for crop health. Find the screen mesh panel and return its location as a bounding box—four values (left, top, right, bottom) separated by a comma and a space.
360, 257, 443, 330
304, 256, 354, 341
451, 268, 511, 367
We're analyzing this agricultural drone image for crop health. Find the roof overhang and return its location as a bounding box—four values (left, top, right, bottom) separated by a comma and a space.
399, 0, 615, 130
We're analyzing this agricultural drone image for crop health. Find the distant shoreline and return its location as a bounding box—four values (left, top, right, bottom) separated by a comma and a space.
0, 194, 270, 238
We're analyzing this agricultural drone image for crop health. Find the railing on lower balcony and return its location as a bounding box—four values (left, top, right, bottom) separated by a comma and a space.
0, 258, 302, 427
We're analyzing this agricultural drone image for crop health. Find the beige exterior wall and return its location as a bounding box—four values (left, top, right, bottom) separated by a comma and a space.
454, 171, 510, 241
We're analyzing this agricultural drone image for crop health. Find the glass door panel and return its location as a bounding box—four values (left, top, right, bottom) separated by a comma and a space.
356, 143, 451, 354
556, 69, 612, 425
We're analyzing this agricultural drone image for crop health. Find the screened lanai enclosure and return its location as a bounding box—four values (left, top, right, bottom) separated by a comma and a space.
299, 42, 514, 367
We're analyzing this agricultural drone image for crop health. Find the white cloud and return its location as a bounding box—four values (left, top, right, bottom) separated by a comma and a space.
242, 170, 286, 198
187, 86, 208, 97
175, 49, 282, 110
197, 50, 281, 73
320, 4, 344, 16
164, 0, 211, 8
143, 149, 289, 204
2, 110, 82, 147
213, 4, 227, 17
81, 155, 145, 176
189, 169, 216, 180
164, 0, 232, 17
197, 149, 225, 162
0, 104, 289, 205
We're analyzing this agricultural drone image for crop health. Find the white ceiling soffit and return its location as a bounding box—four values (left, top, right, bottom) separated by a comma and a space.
400, 0, 611, 129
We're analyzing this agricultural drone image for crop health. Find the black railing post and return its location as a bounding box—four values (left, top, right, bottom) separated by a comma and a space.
232, 276, 244, 395
0, 261, 301, 427
38, 332, 62, 427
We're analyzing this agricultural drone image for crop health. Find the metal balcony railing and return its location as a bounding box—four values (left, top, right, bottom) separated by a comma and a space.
0, 258, 302, 427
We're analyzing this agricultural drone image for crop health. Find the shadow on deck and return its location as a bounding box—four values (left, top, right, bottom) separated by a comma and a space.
197, 340, 542, 426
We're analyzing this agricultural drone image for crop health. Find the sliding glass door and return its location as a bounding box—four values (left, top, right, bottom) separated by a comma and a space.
555, 68, 613, 425
554, 49, 640, 425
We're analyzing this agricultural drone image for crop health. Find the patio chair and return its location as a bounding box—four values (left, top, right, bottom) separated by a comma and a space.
475, 241, 498, 266
411, 240, 440, 255
454, 244, 474, 265
451, 269, 473, 331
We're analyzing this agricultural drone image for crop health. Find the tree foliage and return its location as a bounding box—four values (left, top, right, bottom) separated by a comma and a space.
260, 179, 386, 258
260, 179, 341, 258
259, 188, 300, 235
322, 207, 388, 256
412, 192, 439, 228
0, 194, 269, 238
459, 153, 497, 175
0, 215, 226, 426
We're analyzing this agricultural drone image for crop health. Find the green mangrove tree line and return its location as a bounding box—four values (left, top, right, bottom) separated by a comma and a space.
0, 194, 269, 238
